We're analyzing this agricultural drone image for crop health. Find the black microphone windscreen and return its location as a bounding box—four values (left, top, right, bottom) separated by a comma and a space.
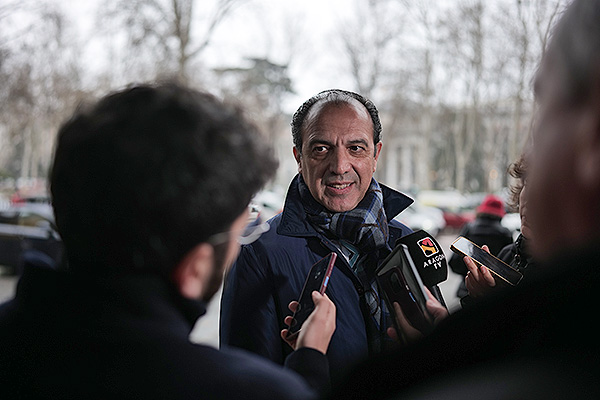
395, 230, 448, 286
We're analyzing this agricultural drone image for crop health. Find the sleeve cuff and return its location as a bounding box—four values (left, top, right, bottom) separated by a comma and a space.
284, 347, 330, 396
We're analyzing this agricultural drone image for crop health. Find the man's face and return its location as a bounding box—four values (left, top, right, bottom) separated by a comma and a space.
294, 101, 382, 213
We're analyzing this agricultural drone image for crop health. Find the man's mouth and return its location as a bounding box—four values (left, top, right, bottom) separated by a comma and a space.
325, 182, 354, 194
328, 183, 352, 190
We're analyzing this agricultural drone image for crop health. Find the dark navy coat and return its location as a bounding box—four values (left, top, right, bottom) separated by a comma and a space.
220, 175, 413, 385
0, 254, 327, 399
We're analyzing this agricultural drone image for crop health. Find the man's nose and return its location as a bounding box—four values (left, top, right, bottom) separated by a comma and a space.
329, 148, 351, 175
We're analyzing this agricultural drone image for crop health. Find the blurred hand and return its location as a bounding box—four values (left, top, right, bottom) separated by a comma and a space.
387, 287, 448, 343
464, 244, 497, 298
281, 291, 336, 355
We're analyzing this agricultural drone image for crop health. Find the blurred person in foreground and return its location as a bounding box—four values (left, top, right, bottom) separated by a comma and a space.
220, 89, 446, 385
331, 1, 600, 397
448, 194, 513, 301
0, 83, 336, 399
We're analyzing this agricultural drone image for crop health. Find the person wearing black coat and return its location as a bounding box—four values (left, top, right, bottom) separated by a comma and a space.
0, 253, 330, 399
498, 234, 535, 273
331, 248, 600, 399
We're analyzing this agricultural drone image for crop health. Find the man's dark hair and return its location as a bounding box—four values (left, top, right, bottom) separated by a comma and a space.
50, 83, 277, 275
290, 89, 382, 152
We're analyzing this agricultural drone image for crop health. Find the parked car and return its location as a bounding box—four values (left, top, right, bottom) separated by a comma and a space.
251, 190, 284, 221
0, 203, 63, 275
417, 190, 465, 211
416, 190, 475, 231
441, 208, 476, 231
394, 201, 446, 236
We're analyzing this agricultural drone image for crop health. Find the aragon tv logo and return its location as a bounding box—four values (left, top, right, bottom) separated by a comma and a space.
418, 237, 439, 257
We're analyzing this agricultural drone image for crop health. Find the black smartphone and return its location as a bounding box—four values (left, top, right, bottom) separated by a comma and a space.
286, 252, 337, 339
376, 244, 433, 336
450, 236, 523, 286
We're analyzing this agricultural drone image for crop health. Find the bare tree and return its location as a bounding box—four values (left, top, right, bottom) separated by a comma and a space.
0, 2, 84, 180
99, 0, 243, 85
438, 0, 488, 192
400, 0, 439, 191
495, 0, 565, 170
337, 0, 404, 99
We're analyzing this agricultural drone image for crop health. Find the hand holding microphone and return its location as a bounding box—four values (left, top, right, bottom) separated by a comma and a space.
377, 230, 449, 343
395, 230, 448, 307
386, 286, 448, 344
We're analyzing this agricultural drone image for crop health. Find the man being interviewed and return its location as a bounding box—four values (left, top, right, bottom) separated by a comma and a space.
220, 89, 415, 385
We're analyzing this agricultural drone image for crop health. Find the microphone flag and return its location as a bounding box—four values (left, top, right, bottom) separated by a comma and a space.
395, 230, 448, 286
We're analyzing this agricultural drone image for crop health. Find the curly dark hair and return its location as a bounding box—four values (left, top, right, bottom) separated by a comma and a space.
290, 89, 382, 153
507, 153, 528, 212
50, 83, 277, 275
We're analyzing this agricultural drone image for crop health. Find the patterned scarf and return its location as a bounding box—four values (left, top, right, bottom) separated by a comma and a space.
299, 176, 391, 352
299, 176, 392, 352
298, 176, 390, 254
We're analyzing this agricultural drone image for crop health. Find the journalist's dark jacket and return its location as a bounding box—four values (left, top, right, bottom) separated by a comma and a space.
0, 253, 327, 399
220, 175, 413, 385
331, 248, 600, 399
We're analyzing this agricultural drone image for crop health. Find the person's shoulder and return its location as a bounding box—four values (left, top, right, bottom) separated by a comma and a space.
389, 218, 412, 236
497, 241, 516, 261
0, 298, 17, 321
125, 340, 316, 400
203, 345, 316, 399
500, 225, 513, 237
234, 212, 316, 275
247, 212, 313, 252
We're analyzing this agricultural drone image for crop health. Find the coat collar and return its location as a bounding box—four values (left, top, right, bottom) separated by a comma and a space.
14, 263, 207, 331
277, 174, 413, 237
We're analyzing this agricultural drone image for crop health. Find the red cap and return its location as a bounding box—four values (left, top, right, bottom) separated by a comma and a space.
476, 195, 505, 218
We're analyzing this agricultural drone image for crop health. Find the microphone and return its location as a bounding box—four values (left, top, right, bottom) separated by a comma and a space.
395, 230, 448, 308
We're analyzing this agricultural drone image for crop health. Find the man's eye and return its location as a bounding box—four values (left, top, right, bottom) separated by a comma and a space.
313, 146, 328, 153
349, 145, 365, 152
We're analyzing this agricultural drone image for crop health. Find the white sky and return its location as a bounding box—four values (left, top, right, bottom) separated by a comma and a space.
65, 0, 357, 114
40, 0, 551, 114
211, 0, 356, 111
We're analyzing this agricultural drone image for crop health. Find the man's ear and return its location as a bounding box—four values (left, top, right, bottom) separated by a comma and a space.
171, 243, 214, 299
293, 146, 302, 174
373, 141, 383, 171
